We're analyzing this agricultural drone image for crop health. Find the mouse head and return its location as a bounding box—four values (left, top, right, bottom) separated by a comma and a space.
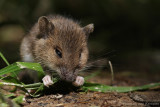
34, 16, 94, 82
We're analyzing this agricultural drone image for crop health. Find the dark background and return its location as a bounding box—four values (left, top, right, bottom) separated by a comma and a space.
0, 0, 160, 73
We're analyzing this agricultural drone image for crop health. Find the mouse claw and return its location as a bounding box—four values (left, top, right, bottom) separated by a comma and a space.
42, 75, 54, 87
72, 76, 84, 87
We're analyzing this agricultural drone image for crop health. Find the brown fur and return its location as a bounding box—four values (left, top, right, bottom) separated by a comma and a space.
20, 15, 94, 82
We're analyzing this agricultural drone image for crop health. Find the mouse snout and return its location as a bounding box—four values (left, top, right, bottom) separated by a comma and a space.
59, 67, 76, 82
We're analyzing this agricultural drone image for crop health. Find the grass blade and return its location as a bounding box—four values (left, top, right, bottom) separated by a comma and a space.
82, 82, 160, 92
16, 62, 45, 78
0, 63, 20, 76
0, 52, 10, 66
0, 76, 22, 84
0, 62, 45, 77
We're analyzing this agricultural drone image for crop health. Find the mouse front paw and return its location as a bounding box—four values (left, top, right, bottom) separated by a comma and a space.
72, 76, 84, 87
42, 75, 53, 87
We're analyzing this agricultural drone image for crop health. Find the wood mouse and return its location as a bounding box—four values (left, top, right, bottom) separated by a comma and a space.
20, 15, 94, 87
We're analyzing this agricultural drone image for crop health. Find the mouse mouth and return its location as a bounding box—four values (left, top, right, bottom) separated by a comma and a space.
47, 66, 78, 82
60, 73, 76, 82
58, 68, 77, 82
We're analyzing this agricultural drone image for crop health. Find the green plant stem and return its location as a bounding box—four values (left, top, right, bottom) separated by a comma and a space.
0, 82, 43, 89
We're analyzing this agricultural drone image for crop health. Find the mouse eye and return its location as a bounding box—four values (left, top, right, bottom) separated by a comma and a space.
55, 48, 62, 58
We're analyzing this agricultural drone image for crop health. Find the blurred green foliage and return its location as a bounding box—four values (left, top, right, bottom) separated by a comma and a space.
0, 0, 160, 71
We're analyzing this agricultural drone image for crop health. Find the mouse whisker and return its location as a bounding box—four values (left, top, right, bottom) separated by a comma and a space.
80, 58, 108, 72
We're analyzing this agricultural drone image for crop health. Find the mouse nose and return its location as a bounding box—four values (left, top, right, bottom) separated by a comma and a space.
60, 67, 76, 82
61, 72, 76, 82
65, 74, 76, 82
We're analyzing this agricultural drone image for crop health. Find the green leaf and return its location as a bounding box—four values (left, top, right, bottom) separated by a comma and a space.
5, 94, 15, 98
0, 62, 45, 78
13, 95, 24, 104
0, 81, 43, 97
0, 103, 9, 107
0, 77, 60, 97
16, 62, 44, 75
0, 52, 18, 77
0, 63, 20, 76
0, 92, 20, 107
82, 82, 160, 92
0, 52, 10, 66
0, 76, 22, 84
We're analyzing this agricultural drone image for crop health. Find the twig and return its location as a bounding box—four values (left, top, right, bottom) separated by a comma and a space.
108, 60, 114, 86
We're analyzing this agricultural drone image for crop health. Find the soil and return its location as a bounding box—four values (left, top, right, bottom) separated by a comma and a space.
1, 70, 159, 107
21, 71, 160, 107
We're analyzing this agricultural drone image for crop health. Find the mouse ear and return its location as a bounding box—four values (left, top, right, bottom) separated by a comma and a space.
38, 16, 54, 37
83, 23, 94, 37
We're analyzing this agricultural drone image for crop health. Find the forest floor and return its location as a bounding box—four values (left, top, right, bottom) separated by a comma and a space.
21, 70, 160, 107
